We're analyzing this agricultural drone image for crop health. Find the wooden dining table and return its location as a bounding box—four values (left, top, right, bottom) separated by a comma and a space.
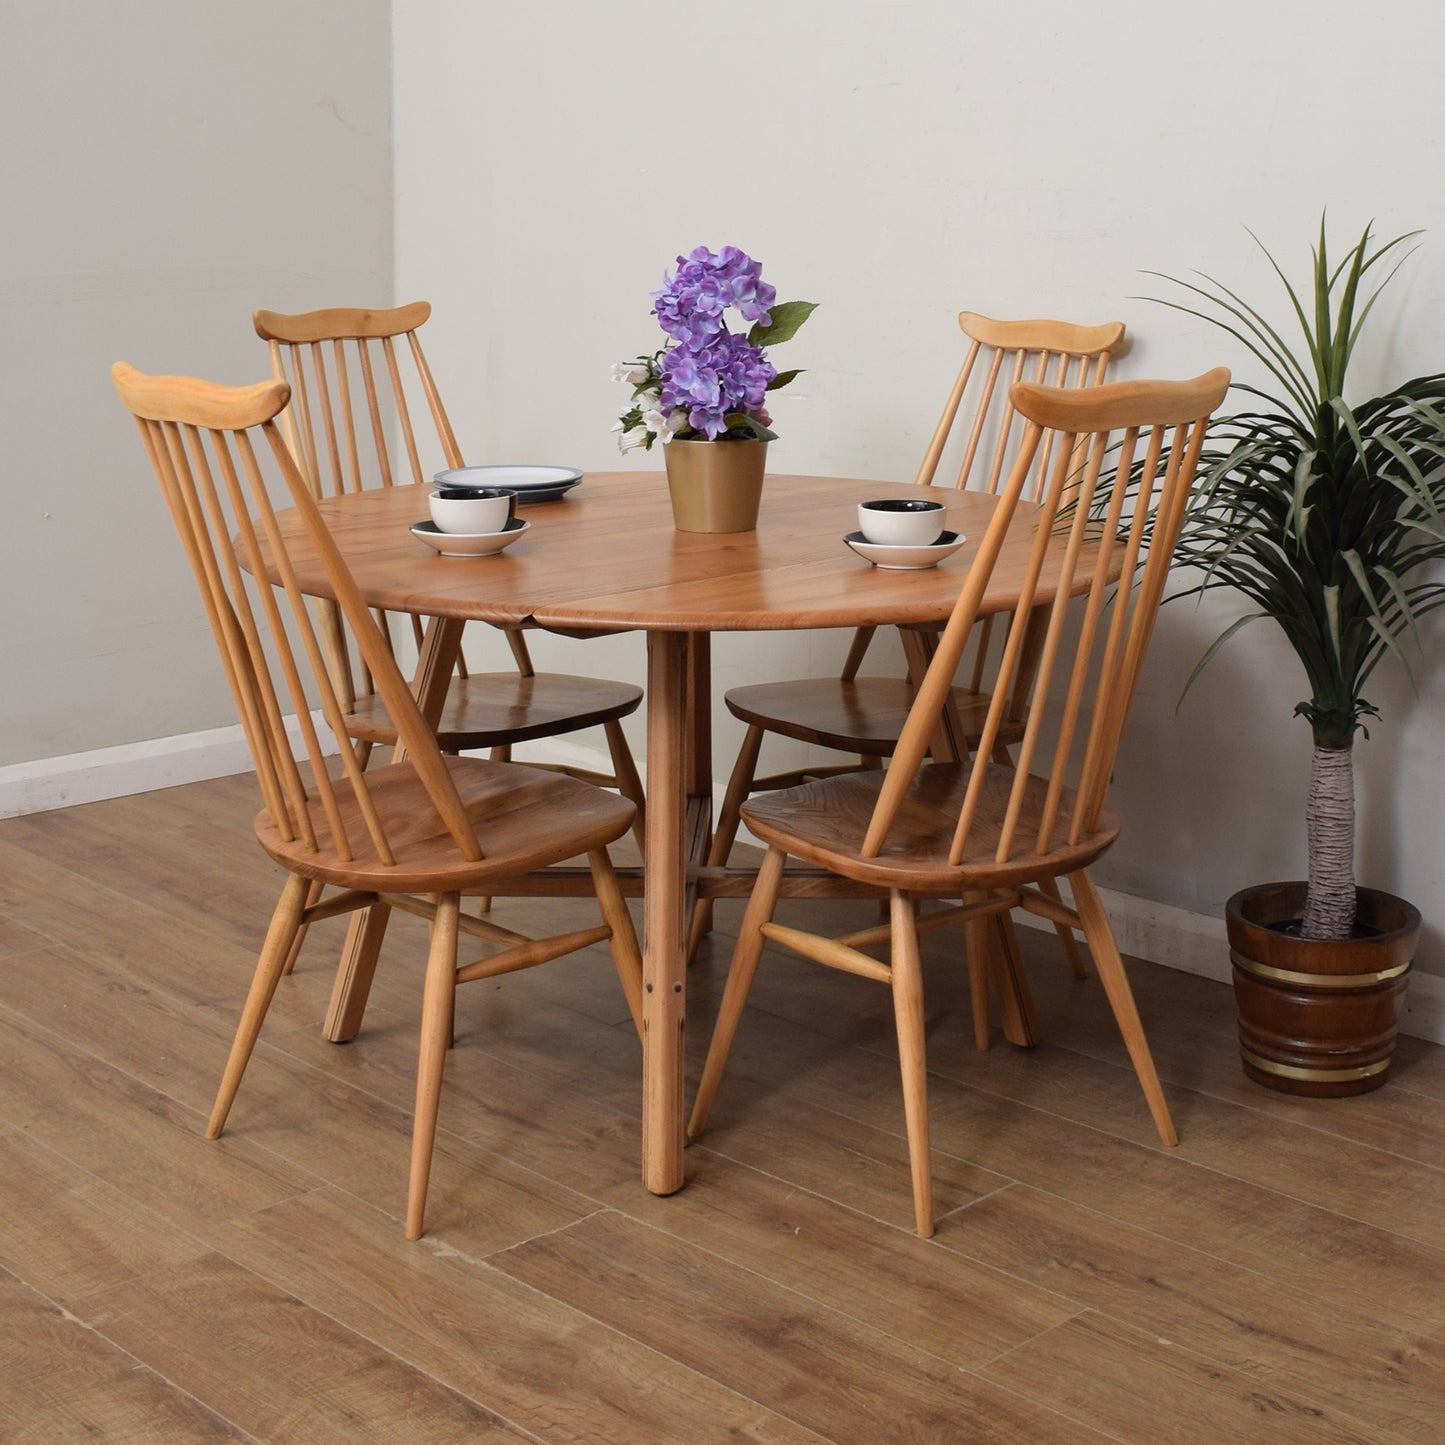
274, 469, 1063, 1196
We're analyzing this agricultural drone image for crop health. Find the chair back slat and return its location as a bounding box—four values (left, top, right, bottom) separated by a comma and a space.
861, 369, 1230, 870
255, 303, 462, 501
136, 414, 295, 836
255, 303, 473, 702
113, 362, 485, 870
914, 312, 1127, 502
174, 421, 319, 849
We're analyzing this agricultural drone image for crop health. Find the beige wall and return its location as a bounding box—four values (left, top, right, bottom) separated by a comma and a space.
6, 1, 1443, 987
0, 0, 392, 765
391, 0, 1445, 979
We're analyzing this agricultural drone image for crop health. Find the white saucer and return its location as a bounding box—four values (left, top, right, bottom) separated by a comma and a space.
433, 465, 582, 503
844, 529, 966, 570
411, 517, 529, 557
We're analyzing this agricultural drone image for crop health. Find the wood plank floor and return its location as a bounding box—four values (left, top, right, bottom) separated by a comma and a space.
2, 772, 1444, 1442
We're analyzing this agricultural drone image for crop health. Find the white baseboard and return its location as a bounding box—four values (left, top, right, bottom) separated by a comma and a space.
0, 715, 334, 820
7, 728, 1443, 1046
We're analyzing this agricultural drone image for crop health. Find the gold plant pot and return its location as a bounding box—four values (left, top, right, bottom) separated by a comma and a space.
663, 438, 768, 533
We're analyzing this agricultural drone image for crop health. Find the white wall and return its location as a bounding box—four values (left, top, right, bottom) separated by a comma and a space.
393, 0, 1445, 981
0, 0, 392, 766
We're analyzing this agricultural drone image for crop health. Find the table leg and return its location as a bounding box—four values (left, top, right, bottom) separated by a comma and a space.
323, 616, 466, 1043
641, 629, 693, 1194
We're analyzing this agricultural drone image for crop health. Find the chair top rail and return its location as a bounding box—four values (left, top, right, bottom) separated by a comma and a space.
253, 301, 432, 344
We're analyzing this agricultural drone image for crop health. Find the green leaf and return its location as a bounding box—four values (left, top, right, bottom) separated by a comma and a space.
747, 300, 818, 349
766, 368, 803, 392
1176, 611, 1268, 708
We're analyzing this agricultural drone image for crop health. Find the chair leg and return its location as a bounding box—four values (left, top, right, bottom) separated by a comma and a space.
406, 891, 461, 1241
687, 844, 786, 1140
1068, 870, 1177, 1148
279, 878, 325, 976
1037, 876, 1088, 978
590, 848, 645, 1039
889, 890, 934, 1237
991, 910, 1040, 1047
961, 899, 992, 1051
474, 747, 514, 915
604, 721, 647, 860
688, 723, 764, 959
207, 872, 309, 1139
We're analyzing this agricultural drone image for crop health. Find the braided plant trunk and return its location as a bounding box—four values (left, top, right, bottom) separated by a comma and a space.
1300, 738, 1356, 940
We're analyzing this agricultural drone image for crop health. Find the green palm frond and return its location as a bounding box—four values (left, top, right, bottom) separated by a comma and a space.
1147, 222, 1445, 746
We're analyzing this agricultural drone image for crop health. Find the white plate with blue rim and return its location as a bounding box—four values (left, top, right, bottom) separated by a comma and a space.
843, 529, 967, 570
433, 465, 582, 503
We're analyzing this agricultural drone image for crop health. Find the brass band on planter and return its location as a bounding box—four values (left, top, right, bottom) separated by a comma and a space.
1229, 949, 1411, 990
1240, 1046, 1391, 1083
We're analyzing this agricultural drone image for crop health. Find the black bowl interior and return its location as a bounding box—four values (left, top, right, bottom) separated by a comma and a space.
860, 498, 944, 514
435, 487, 516, 501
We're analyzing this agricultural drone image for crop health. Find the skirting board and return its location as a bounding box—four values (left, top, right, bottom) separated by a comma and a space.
5, 725, 1442, 1046
0, 714, 335, 820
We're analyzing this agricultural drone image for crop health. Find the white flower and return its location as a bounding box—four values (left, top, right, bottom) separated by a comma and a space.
617, 426, 649, 454
611, 360, 650, 385
644, 407, 688, 444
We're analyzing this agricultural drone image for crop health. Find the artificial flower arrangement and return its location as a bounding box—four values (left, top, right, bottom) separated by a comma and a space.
613, 245, 816, 452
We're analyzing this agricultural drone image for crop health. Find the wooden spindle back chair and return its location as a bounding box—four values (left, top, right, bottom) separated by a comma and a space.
253, 303, 645, 812
113, 360, 645, 1240
696, 312, 1126, 960
689, 367, 1231, 1236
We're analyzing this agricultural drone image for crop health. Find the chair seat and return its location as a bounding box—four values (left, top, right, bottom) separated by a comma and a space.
255, 757, 637, 893
724, 677, 1025, 755
344, 671, 643, 749
741, 762, 1119, 892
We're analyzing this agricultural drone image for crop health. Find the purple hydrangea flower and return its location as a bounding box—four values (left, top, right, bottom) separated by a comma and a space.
619, 245, 809, 447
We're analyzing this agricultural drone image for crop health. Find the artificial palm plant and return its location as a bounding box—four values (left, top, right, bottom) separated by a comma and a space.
1150, 221, 1445, 941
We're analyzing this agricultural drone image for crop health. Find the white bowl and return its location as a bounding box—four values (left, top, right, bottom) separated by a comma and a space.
844, 529, 966, 570
410, 518, 529, 557
857, 498, 947, 546
429, 487, 516, 534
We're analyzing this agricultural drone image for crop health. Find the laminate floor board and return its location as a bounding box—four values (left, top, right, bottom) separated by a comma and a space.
0, 1124, 210, 1306
0, 910, 51, 957
210, 1187, 829, 1445
707, 926, 1445, 1253
695, 1004, 1445, 1337
0, 1271, 247, 1443
79, 1251, 530, 1443
1, 798, 285, 950
1012, 935, 1445, 1165
0, 835, 267, 1009
978, 1309, 1400, 1444
586, 1144, 1074, 1368
492, 1209, 1115, 1444
5, 774, 1445, 1440
920, 1019, 1445, 1247
0, 1006, 318, 1232
0, 944, 609, 1249
946, 1183, 1445, 1444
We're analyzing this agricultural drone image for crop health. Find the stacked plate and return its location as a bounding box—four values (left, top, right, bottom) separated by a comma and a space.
433, 464, 582, 504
